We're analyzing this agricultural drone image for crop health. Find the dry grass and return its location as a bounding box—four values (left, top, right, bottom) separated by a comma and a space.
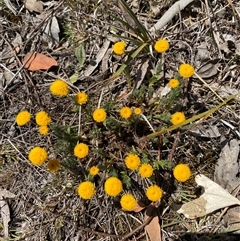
0, 0, 240, 240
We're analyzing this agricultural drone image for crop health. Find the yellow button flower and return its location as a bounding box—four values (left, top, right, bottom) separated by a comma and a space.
120, 194, 137, 211
47, 159, 60, 173
74, 143, 89, 158
171, 112, 186, 125
120, 107, 132, 119
113, 41, 126, 55
104, 177, 123, 197
139, 163, 153, 178
16, 110, 31, 126
75, 92, 88, 105
178, 63, 194, 78
78, 181, 95, 199
146, 185, 163, 202
39, 125, 49, 135
173, 164, 191, 182
154, 39, 170, 53
168, 78, 180, 88
35, 111, 51, 126
125, 154, 141, 170
89, 166, 99, 176
50, 79, 69, 97
134, 107, 142, 115
93, 108, 107, 122
28, 146, 48, 166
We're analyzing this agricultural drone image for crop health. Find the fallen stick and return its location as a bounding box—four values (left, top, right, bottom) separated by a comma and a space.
150, 0, 196, 35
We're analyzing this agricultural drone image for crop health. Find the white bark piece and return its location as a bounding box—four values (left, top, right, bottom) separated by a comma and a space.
150, 0, 195, 35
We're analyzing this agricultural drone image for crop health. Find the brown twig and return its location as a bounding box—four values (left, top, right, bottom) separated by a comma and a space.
157, 135, 162, 161
120, 203, 157, 241
168, 131, 180, 162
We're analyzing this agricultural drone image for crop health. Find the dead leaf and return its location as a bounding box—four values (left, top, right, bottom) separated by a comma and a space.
25, 0, 43, 13
43, 16, 60, 48
0, 189, 15, 200
220, 40, 235, 55
210, 83, 240, 100
145, 204, 162, 241
84, 40, 110, 76
0, 189, 16, 238
214, 138, 239, 190
149, 1, 161, 16
194, 44, 210, 65
190, 125, 221, 138
195, 59, 220, 79
23, 52, 58, 71
0, 199, 10, 238
214, 138, 240, 233
225, 203, 240, 233
135, 59, 149, 89
132, 201, 147, 213
177, 174, 240, 219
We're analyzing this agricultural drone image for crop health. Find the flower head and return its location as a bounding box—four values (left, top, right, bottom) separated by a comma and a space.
120, 194, 137, 211
113, 41, 126, 55
35, 111, 51, 126
168, 78, 180, 88
125, 154, 141, 170
89, 166, 99, 176
50, 79, 69, 97
28, 146, 48, 166
74, 143, 89, 159
120, 107, 132, 119
171, 112, 186, 125
154, 39, 170, 53
179, 64, 194, 78
134, 107, 142, 115
146, 185, 163, 201
104, 177, 123, 197
47, 159, 60, 173
139, 163, 153, 178
39, 125, 49, 135
78, 181, 95, 199
75, 92, 88, 105
93, 108, 107, 122
173, 164, 191, 182
16, 110, 31, 126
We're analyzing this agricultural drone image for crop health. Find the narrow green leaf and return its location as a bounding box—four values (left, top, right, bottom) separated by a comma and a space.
75, 43, 86, 67
111, 34, 143, 45
119, 0, 151, 41
111, 42, 148, 79
110, 14, 142, 39
147, 93, 239, 138
149, 61, 163, 86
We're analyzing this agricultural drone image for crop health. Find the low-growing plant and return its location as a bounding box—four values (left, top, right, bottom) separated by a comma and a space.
14, 0, 238, 223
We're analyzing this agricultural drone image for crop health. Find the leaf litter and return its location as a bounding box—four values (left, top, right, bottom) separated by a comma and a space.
177, 174, 240, 219
23, 52, 58, 71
